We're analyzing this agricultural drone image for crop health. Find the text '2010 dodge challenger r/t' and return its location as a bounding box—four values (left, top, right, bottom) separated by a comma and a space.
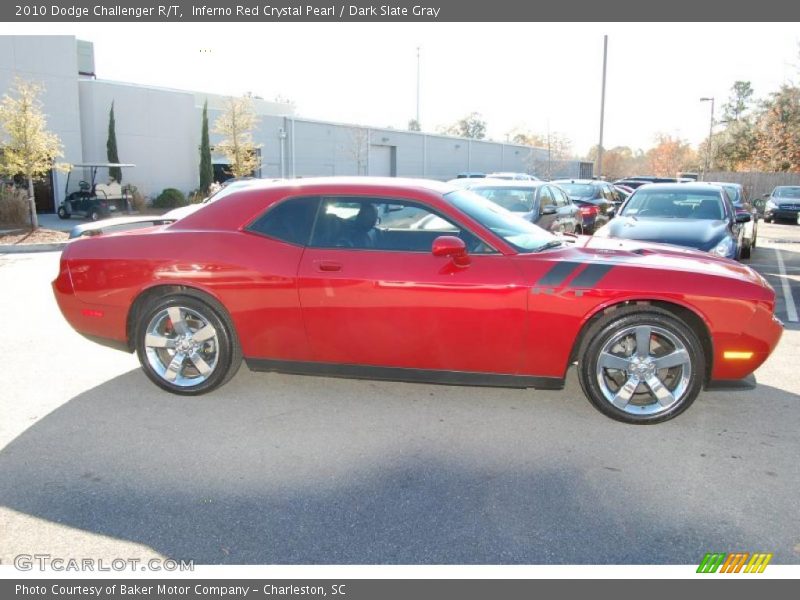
53, 177, 782, 424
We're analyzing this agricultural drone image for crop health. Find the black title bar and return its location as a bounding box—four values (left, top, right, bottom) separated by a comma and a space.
4, 0, 800, 21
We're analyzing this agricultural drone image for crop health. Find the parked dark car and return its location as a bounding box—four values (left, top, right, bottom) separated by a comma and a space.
613, 177, 678, 190
552, 179, 618, 233
485, 172, 540, 181
458, 180, 581, 234
700, 182, 758, 258
595, 183, 751, 260
763, 186, 800, 223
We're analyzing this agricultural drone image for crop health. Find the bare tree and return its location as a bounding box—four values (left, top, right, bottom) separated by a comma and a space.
438, 112, 487, 139
346, 128, 369, 175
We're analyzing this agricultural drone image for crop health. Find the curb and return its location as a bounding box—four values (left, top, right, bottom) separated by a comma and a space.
0, 243, 67, 254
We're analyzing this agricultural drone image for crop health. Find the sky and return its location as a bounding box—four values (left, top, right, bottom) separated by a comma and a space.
7, 22, 800, 156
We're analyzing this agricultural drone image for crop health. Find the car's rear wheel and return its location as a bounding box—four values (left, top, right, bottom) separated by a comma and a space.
135, 294, 242, 394
57, 206, 71, 220
577, 307, 704, 424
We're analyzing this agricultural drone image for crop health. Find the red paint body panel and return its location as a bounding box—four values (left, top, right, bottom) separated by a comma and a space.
52, 177, 782, 386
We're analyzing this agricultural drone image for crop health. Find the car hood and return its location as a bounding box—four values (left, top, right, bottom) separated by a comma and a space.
599, 217, 729, 251
561, 235, 765, 287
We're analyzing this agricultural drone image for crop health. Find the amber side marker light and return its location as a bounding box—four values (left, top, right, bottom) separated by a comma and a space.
723, 351, 754, 360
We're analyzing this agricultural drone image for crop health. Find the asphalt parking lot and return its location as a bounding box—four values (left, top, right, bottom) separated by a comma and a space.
1, 223, 799, 565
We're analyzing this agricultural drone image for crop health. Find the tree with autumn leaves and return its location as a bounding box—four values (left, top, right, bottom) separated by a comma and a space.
213, 95, 261, 178
0, 77, 65, 229
710, 78, 800, 173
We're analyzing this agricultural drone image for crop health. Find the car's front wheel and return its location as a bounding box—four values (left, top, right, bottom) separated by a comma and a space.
135, 294, 242, 394
577, 306, 705, 424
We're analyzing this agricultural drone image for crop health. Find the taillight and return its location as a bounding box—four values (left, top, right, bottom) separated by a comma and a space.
580, 205, 599, 217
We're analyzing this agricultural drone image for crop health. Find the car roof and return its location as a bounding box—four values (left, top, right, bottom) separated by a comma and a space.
220, 176, 459, 195
463, 179, 547, 188
698, 181, 742, 188
553, 179, 602, 185
634, 183, 725, 193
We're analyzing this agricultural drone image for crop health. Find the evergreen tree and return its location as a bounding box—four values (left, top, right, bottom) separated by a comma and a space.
106, 101, 122, 183
199, 100, 213, 194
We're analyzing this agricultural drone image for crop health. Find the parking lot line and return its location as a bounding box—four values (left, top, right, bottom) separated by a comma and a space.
774, 248, 798, 322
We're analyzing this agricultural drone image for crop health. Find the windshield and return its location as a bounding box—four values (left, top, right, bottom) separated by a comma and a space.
557, 183, 595, 198
445, 190, 556, 252
722, 185, 741, 204
774, 187, 800, 199
621, 189, 725, 220
204, 181, 256, 204
470, 186, 536, 212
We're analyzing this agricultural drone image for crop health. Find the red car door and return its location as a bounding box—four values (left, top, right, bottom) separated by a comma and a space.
297, 197, 527, 374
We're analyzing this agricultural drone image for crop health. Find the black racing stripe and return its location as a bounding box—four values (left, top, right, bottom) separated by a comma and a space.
537, 261, 582, 287
569, 263, 614, 289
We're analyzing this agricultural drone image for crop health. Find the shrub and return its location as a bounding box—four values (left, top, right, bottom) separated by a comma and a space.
0, 185, 29, 225
152, 188, 187, 209
130, 189, 148, 212
187, 189, 206, 204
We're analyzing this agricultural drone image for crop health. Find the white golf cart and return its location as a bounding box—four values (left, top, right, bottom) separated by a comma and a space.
57, 162, 136, 221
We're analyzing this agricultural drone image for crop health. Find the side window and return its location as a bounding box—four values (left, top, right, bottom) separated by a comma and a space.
539, 186, 555, 209
310, 197, 493, 253
246, 196, 319, 246
553, 187, 568, 207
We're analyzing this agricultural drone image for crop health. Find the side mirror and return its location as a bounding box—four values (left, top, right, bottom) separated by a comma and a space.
432, 235, 470, 267
541, 205, 557, 215
735, 212, 752, 224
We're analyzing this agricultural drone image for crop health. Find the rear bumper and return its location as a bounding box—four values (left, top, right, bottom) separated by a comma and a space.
52, 261, 130, 351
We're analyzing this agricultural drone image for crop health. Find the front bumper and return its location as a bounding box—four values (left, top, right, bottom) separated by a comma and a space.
710, 307, 783, 382
765, 206, 800, 220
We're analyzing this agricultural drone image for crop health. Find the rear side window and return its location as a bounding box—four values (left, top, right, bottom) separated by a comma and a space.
247, 196, 320, 246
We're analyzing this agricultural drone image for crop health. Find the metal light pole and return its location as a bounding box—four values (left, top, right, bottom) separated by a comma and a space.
416, 46, 421, 128
597, 35, 608, 179
700, 96, 715, 180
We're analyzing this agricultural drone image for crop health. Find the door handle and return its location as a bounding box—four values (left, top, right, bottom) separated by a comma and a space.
315, 260, 343, 272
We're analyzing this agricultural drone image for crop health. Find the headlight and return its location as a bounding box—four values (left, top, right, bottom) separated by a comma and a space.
766, 200, 778, 210
712, 237, 734, 257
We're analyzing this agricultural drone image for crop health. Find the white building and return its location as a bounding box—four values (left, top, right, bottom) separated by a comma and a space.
0, 35, 590, 212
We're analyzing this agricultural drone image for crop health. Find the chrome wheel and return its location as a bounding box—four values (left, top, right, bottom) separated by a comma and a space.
144, 305, 220, 387
595, 324, 692, 416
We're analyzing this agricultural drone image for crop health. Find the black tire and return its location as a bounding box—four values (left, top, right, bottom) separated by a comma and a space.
57, 206, 71, 220
135, 293, 242, 395
740, 240, 751, 259
577, 306, 705, 424
89, 209, 101, 222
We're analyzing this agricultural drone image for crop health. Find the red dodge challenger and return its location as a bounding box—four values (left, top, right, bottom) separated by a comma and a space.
53, 178, 782, 424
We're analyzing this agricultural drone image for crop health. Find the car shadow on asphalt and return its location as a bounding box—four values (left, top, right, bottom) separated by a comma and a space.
0, 368, 798, 565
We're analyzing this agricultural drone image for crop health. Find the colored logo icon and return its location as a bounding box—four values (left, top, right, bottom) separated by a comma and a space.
697, 552, 773, 573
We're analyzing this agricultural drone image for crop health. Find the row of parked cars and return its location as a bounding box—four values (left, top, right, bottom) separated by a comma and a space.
447, 173, 779, 262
